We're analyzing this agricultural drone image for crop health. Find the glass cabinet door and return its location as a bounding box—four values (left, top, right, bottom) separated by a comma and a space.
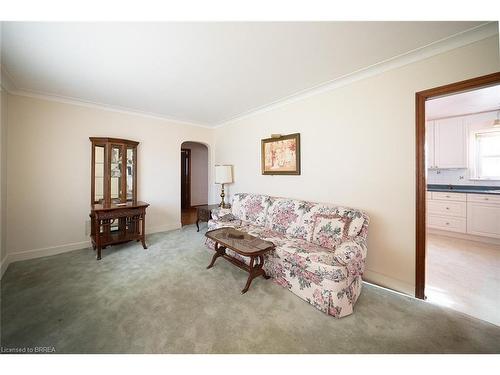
90, 137, 138, 206
126, 147, 135, 201
110, 146, 123, 202
94, 145, 105, 203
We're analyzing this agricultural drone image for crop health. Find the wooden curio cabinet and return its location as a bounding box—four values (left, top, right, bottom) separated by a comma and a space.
89, 137, 149, 260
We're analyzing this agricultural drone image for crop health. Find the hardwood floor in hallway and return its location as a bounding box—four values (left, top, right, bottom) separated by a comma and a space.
181, 207, 197, 226
426, 232, 500, 326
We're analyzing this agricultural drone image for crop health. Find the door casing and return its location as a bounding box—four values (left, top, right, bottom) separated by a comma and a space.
414, 71, 500, 299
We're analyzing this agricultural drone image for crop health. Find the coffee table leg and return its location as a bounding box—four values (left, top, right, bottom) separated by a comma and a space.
241, 256, 256, 294
241, 255, 270, 294
207, 242, 225, 269
259, 255, 271, 279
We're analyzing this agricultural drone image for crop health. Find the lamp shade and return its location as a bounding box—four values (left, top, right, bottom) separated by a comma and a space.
215, 165, 233, 184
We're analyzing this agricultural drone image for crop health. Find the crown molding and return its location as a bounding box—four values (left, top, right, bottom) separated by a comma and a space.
2, 77, 213, 129
215, 21, 499, 128
8, 88, 214, 129
2, 22, 498, 128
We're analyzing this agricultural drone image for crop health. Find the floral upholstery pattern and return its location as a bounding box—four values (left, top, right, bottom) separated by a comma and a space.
231, 193, 272, 226
265, 198, 312, 240
211, 207, 238, 222
207, 193, 369, 318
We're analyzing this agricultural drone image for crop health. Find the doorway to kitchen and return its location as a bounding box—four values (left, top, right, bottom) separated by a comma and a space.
415, 72, 500, 326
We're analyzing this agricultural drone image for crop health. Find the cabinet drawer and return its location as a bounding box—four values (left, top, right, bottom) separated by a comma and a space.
431, 192, 466, 202
427, 200, 466, 217
467, 193, 500, 205
428, 215, 466, 233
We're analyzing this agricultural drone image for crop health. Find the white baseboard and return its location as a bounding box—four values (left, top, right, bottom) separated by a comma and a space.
1, 240, 91, 279
1, 254, 9, 279
363, 269, 414, 297
7, 240, 91, 264
0, 222, 182, 278
427, 228, 500, 246
146, 222, 180, 234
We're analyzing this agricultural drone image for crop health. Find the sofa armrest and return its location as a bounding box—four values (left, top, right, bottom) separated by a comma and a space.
332, 239, 367, 276
211, 207, 235, 221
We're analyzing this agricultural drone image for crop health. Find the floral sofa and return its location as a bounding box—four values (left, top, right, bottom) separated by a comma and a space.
206, 193, 370, 318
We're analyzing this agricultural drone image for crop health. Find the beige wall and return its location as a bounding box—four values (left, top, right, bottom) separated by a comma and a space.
2, 34, 499, 291
5, 94, 215, 263
214, 36, 500, 295
182, 141, 209, 206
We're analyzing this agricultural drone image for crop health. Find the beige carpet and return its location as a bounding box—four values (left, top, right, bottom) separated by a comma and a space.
1, 225, 499, 353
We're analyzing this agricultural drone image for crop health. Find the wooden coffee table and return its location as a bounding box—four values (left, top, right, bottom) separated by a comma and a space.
205, 227, 275, 294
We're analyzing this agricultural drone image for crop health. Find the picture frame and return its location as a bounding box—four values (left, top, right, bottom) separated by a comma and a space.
261, 133, 301, 175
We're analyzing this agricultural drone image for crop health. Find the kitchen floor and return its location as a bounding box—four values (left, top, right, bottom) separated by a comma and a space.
426, 232, 500, 326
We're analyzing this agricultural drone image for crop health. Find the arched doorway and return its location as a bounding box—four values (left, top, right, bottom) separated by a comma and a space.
180, 141, 209, 227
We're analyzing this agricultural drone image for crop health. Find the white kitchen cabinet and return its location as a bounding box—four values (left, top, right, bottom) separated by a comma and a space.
428, 200, 467, 218
426, 121, 435, 169
431, 192, 466, 202
427, 191, 467, 233
466, 193, 500, 205
428, 192, 500, 239
433, 117, 467, 168
466, 194, 500, 239
428, 214, 467, 233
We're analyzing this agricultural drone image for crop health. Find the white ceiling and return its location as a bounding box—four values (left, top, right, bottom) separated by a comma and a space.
0, 22, 490, 126
426, 84, 500, 120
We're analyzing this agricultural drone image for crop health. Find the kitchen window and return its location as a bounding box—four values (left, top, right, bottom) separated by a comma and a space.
473, 130, 500, 180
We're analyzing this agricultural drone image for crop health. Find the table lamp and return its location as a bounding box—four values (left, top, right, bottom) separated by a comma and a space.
215, 165, 233, 208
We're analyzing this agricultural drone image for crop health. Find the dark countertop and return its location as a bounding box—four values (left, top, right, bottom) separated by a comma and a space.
427, 184, 500, 195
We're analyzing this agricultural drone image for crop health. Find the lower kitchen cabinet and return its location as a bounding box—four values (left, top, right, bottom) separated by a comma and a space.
427, 192, 500, 239
467, 201, 500, 239
428, 214, 467, 233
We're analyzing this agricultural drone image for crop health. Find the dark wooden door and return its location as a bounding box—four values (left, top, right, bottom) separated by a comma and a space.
181, 148, 191, 209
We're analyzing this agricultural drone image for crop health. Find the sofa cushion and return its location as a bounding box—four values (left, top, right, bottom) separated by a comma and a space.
310, 214, 350, 249
274, 237, 341, 268
302, 204, 368, 249
265, 198, 316, 239
242, 224, 290, 247
210, 207, 235, 221
207, 218, 244, 233
231, 193, 271, 226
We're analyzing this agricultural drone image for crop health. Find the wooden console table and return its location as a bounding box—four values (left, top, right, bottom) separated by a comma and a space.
90, 201, 149, 260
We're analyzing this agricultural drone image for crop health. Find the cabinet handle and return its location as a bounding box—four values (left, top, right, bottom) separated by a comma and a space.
484, 198, 489, 200
445, 207, 449, 210
445, 195, 450, 198
445, 222, 450, 225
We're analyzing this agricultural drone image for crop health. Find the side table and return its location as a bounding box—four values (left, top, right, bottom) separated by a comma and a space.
195, 204, 220, 232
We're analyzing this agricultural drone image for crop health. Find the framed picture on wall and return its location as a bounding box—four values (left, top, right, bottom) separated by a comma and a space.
261, 133, 301, 175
